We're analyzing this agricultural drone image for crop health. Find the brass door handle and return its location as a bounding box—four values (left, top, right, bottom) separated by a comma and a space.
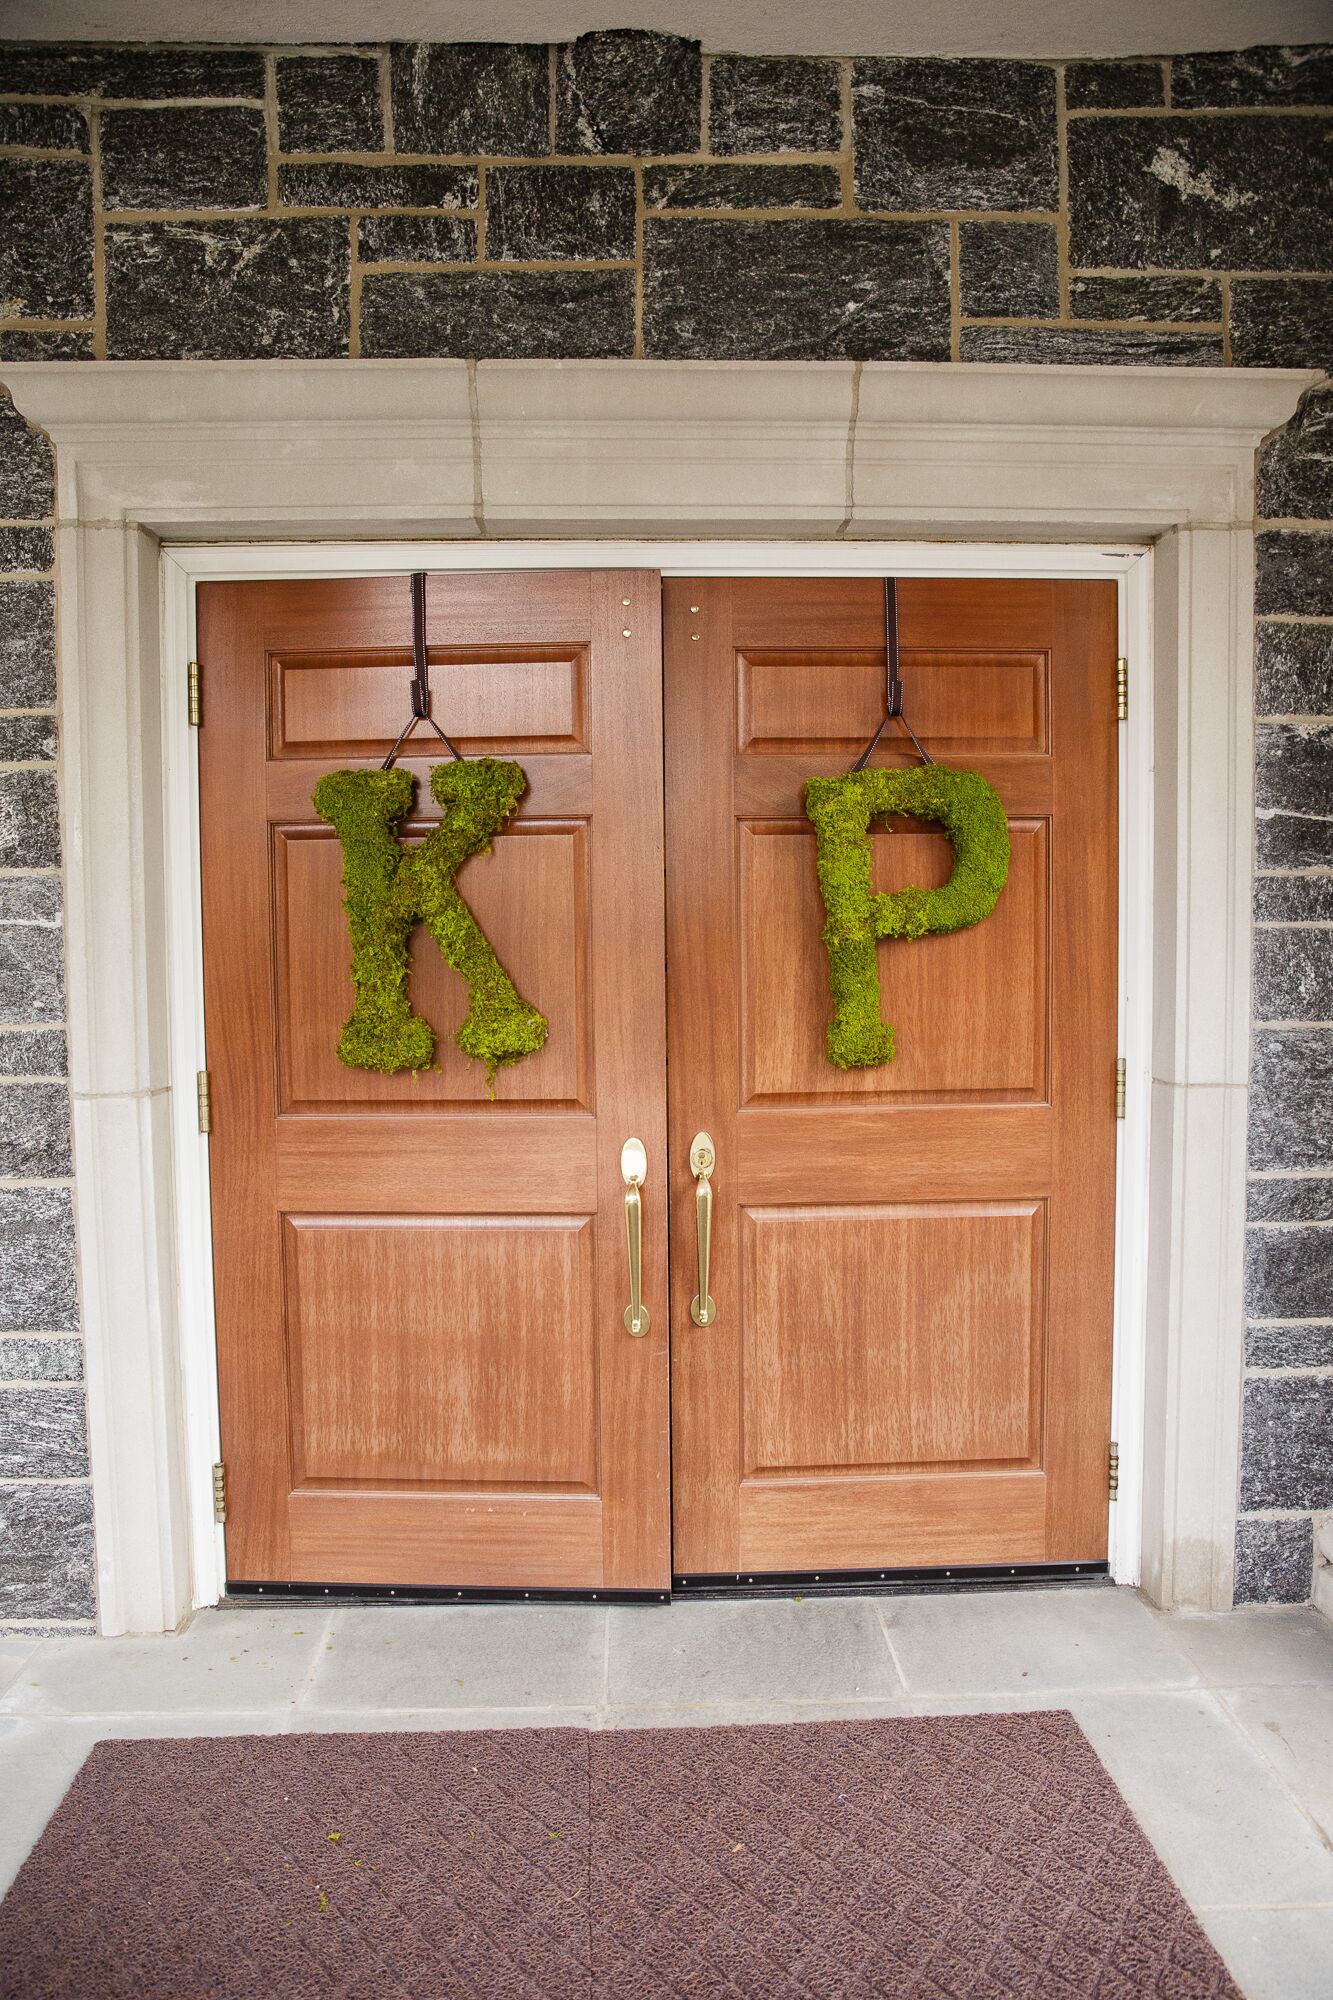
621, 1137, 649, 1337
689, 1131, 716, 1326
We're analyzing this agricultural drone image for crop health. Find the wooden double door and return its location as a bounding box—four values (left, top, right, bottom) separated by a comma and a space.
199, 569, 1117, 1595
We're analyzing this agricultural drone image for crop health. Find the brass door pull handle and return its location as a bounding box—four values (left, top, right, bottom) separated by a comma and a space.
621, 1137, 650, 1337
690, 1131, 716, 1326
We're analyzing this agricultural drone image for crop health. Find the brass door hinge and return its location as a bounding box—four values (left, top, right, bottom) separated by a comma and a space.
187, 660, 202, 728
196, 1069, 212, 1135
1116, 657, 1128, 723
212, 1460, 227, 1524
1108, 1440, 1120, 1502
1115, 1056, 1127, 1120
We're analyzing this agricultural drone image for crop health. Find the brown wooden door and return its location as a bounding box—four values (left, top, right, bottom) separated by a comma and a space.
199, 571, 671, 1593
663, 576, 1118, 1577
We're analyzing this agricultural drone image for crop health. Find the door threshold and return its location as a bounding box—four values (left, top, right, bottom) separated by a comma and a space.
226, 1579, 671, 1606
672, 1561, 1111, 1599
224, 1561, 1110, 1609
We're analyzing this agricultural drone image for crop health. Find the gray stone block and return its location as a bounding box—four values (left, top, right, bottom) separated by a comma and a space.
958, 222, 1060, 318
1256, 622, 1333, 717
1172, 44, 1333, 108
0, 1187, 77, 1331
390, 42, 549, 158
1245, 1227, 1333, 1322
0, 1336, 82, 1381
1231, 281, 1333, 370
960, 325, 1223, 365
708, 56, 843, 155
1255, 534, 1333, 617
107, 220, 350, 361
0, 1482, 95, 1623
644, 218, 951, 361
362, 268, 635, 359
1233, 1514, 1313, 1605
0, 582, 55, 710
1256, 723, 1333, 868
487, 166, 637, 261
1064, 61, 1165, 109
0, 716, 58, 763
1258, 387, 1333, 523
278, 163, 476, 211
0, 1385, 87, 1478
276, 54, 384, 154
1068, 118, 1333, 272
356, 216, 475, 264
0, 397, 54, 522
0, 528, 53, 574
854, 59, 1058, 212
0, 875, 60, 923
0, 916, 64, 1022
0, 44, 264, 99
100, 106, 267, 213
1068, 275, 1222, 323
0, 771, 59, 869
0, 158, 93, 320
557, 30, 701, 156
1246, 1323, 1333, 1367
1249, 1176, 1333, 1224
0, 104, 88, 150
643, 164, 841, 212
1254, 929, 1333, 1021
1249, 1029, 1333, 1171
0, 330, 93, 361
0, 1080, 72, 1179
0, 1028, 66, 1076
1254, 874, 1333, 924
1239, 1373, 1333, 1510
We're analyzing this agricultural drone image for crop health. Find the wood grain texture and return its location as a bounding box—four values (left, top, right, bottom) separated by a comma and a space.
665, 575, 1118, 1576
200, 570, 670, 1591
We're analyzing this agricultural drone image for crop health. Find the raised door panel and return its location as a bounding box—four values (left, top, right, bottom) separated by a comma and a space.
739, 819, 1048, 1104
740, 1202, 1045, 1477
271, 645, 588, 758
276, 821, 590, 1110
283, 1214, 597, 1491
738, 650, 1049, 758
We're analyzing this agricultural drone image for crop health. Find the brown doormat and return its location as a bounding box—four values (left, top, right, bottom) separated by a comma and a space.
0, 1712, 1239, 1999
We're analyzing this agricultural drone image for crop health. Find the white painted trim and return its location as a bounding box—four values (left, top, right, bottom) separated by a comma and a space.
162, 537, 1152, 1605
0, 357, 1312, 1629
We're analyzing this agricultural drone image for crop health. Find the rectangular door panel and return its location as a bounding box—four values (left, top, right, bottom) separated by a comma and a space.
283, 1214, 598, 1491
276, 820, 591, 1111
738, 649, 1049, 758
739, 819, 1048, 1104
271, 645, 588, 758
741, 1201, 1045, 1477
666, 573, 1117, 1578
202, 570, 669, 1593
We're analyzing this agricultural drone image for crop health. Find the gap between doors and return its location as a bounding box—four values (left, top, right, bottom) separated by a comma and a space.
161, 540, 1153, 1610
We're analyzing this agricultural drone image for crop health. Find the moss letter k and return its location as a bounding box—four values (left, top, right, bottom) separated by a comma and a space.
313, 757, 548, 1083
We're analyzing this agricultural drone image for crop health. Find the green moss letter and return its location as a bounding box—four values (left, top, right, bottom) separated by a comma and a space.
804, 765, 1010, 1069
313, 757, 548, 1083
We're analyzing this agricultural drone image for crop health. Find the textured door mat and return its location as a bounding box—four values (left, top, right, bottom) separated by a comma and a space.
0, 1712, 1240, 1998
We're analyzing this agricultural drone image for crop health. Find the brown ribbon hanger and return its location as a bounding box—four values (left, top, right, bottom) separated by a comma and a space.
382, 571, 463, 770
849, 578, 934, 773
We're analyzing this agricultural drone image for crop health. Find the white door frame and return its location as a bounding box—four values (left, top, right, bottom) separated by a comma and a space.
1, 356, 1314, 1633
163, 537, 1152, 1611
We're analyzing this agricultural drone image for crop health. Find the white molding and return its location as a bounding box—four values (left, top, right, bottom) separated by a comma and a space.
0, 356, 1314, 1630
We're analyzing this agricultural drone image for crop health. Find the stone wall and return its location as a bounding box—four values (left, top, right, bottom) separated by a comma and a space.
0, 31, 1328, 1626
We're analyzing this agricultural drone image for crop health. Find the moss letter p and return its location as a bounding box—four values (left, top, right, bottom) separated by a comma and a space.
803, 765, 1011, 1070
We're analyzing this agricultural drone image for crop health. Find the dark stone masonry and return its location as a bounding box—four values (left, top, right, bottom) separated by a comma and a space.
0, 30, 1328, 1623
